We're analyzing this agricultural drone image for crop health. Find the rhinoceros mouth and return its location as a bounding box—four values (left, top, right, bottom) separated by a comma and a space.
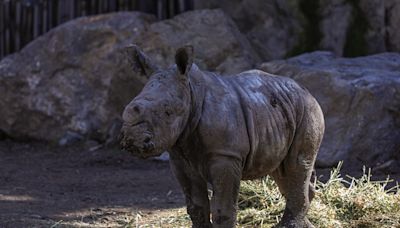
130, 120, 146, 127
119, 134, 160, 159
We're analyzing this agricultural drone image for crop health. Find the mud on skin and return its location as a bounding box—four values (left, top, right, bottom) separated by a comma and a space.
120, 45, 325, 228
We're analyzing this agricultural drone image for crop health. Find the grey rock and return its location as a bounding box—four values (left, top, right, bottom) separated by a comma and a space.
359, 0, 386, 54
385, 0, 400, 52
0, 12, 156, 142
319, 0, 352, 56
153, 152, 170, 162
319, 0, 400, 56
193, 0, 304, 61
194, 0, 400, 58
136, 9, 260, 74
259, 51, 400, 172
58, 131, 84, 146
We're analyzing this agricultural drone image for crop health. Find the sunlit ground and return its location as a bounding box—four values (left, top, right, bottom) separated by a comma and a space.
46, 163, 399, 228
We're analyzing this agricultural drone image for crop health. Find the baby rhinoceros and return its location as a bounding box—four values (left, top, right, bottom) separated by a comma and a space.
119, 45, 325, 228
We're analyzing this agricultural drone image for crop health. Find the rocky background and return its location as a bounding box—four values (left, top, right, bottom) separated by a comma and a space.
0, 0, 399, 175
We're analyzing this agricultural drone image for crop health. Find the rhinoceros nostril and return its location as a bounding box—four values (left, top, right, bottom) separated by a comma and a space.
143, 141, 155, 150
133, 105, 140, 114
144, 136, 151, 143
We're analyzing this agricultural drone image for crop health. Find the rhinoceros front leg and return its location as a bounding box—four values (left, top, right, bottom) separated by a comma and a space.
209, 156, 241, 228
169, 155, 212, 228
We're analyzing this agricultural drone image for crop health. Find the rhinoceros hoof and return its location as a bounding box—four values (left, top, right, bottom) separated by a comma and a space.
274, 218, 314, 228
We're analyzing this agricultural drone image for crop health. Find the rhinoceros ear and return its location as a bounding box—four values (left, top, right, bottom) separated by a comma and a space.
175, 46, 193, 75
124, 44, 158, 76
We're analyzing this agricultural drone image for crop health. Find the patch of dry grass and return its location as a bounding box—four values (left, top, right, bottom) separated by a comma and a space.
238, 162, 400, 228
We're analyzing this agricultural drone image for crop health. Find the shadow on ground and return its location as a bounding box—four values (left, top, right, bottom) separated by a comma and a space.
0, 140, 185, 227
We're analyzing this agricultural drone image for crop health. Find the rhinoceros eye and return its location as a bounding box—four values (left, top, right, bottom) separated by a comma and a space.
163, 103, 173, 118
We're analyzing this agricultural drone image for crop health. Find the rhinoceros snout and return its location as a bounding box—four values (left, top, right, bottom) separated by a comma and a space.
119, 125, 157, 158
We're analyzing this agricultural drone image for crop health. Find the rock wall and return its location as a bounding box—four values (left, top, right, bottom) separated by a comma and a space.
194, 0, 400, 60
193, 0, 304, 61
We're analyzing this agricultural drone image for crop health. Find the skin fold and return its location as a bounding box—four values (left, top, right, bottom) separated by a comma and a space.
120, 45, 325, 228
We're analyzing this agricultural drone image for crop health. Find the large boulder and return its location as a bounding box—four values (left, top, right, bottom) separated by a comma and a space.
0, 12, 156, 144
193, 0, 304, 61
136, 9, 260, 74
259, 52, 400, 174
0, 9, 259, 143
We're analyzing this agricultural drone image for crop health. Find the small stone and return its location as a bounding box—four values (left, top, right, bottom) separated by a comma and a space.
58, 131, 84, 146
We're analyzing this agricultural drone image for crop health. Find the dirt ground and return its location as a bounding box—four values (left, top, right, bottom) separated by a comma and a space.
0, 140, 188, 228
1, 140, 398, 228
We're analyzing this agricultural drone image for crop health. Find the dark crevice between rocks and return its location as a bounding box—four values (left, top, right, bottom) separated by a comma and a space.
384, 4, 392, 51
287, 0, 322, 57
0, 130, 9, 141
343, 0, 369, 57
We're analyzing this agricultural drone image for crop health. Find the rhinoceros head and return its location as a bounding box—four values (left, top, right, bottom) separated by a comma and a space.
120, 45, 193, 158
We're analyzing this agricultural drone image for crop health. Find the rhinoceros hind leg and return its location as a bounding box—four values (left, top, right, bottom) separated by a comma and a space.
271, 122, 322, 227
272, 97, 323, 228
271, 161, 315, 228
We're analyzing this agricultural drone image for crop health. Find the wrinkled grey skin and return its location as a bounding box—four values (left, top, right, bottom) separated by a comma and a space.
120, 45, 325, 228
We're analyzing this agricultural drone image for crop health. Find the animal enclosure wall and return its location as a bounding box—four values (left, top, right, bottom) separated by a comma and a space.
0, 0, 193, 59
